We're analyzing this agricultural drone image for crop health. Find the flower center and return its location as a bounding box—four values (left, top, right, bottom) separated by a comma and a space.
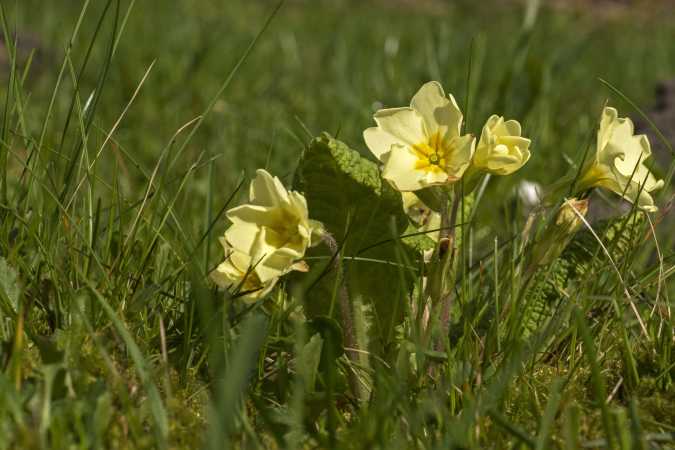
267, 209, 304, 249
411, 132, 449, 174
494, 143, 509, 155
240, 270, 263, 293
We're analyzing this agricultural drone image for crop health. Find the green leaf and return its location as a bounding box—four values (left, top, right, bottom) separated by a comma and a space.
294, 132, 403, 225
31, 335, 65, 365
400, 222, 436, 253
520, 212, 647, 340
307, 316, 343, 362
295, 133, 415, 350
414, 186, 444, 212
297, 333, 323, 392
0, 257, 20, 313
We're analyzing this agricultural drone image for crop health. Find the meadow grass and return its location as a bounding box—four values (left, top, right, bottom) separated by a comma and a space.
0, 0, 674, 448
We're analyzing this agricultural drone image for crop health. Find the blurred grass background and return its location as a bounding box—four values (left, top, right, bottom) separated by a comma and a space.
8, 0, 675, 215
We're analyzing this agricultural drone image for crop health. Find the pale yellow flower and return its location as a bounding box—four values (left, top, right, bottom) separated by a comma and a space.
474, 115, 531, 175
210, 237, 309, 302
210, 238, 279, 302
401, 192, 441, 242
576, 107, 663, 212
363, 81, 475, 191
224, 169, 323, 283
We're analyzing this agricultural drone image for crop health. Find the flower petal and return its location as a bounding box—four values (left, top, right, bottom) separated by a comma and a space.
224, 221, 261, 255
238, 275, 278, 303
410, 81, 463, 138
444, 134, 475, 180
480, 114, 501, 135
596, 107, 620, 162
634, 189, 659, 213
373, 107, 426, 147
256, 251, 297, 283
484, 153, 523, 172
226, 204, 277, 229
363, 126, 400, 160
288, 191, 310, 221
249, 169, 290, 207
501, 119, 522, 136
229, 248, 253, 272
422, 168, 451, 186
616, 178, 659, 212
210, 259, 240, 288
381, 145, 430, 191
611, 134, 650, 178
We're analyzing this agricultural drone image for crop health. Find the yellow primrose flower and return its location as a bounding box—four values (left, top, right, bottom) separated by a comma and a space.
225, 169, 323, 282
474, 115, 531, 175
576, 107, 663, 212
402, 192, 441, 242
210, 238, 279, 302
363, 81, 475, 191
210, 237, 310, 302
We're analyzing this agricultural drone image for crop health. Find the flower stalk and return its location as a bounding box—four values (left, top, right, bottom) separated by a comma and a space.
434, 186, 461, 352
321, 232, 362, 400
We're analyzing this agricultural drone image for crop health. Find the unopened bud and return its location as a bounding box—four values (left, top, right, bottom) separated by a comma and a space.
555, 198, 589, 232
531, 198, 589, 267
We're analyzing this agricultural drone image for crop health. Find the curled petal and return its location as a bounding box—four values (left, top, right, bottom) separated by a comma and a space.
579, 106, 663, 212
410, 81, 463, 138
250, 169, 290, 207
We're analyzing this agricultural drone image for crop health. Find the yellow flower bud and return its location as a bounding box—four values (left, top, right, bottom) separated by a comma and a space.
531, 198, 589, 267
555, 197, 589, 233
474, 115, 531, 175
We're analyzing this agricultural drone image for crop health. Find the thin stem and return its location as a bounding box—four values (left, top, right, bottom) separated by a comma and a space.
447, 191, 461, 247
435, 187, 461, 351
321, 232, 361, 399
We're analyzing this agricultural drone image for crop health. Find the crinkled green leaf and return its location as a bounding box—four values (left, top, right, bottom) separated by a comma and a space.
294, 133, 415, 350
400, 223, 436, 253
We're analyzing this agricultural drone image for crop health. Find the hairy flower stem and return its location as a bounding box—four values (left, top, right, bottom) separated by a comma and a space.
435, 189, 460, 352
321, 233, 361, 399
